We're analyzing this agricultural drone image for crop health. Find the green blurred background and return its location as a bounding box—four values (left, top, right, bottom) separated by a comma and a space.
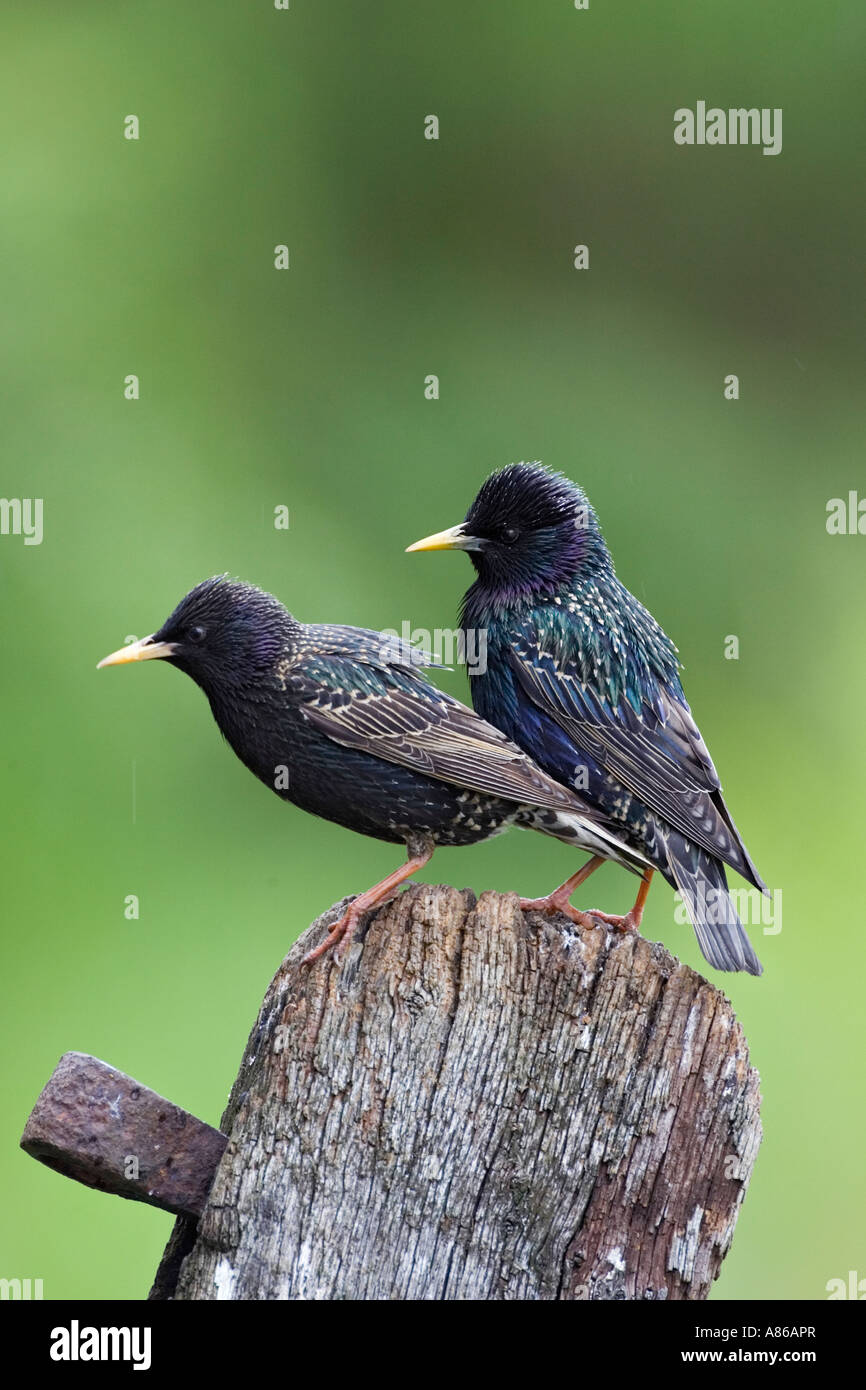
2, 0, 864, 1301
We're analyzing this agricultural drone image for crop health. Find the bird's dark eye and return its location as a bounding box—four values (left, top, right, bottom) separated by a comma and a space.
187, 625, 206, 644
501, 525, 520, 544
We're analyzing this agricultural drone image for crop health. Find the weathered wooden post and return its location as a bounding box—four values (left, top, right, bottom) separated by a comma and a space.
152, 885, 761, 1300
23, 884, 761, 1301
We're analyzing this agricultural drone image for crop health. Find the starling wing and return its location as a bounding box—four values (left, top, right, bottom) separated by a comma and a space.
498, 623, 765, 976
504, 625, 766, 891
285, 626, 650, 867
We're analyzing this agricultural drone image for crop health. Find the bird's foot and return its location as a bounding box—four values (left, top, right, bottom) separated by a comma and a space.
519, 893, 599, 932
517, 857, 606, 930
585, 868, 654, 934
584, 907, 642, 933
301, 846, 434, 967
302, 899, 367, 965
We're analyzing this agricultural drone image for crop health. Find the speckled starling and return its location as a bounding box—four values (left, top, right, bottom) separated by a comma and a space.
97, 576, 650, 961
407, 463, 767, 975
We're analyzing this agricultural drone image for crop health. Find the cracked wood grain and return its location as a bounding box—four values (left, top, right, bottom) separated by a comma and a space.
151, 884, 761, 1301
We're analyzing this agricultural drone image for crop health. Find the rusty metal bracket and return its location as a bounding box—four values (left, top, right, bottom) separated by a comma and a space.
20, 1052, 226, 1219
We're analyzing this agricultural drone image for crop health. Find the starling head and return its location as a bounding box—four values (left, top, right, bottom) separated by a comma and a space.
97, 577, 297, 693
407, 462, 611, 598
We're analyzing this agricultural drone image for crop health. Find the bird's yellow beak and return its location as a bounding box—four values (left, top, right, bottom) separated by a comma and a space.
405, 523, 480, 553
97, 635, 177, 669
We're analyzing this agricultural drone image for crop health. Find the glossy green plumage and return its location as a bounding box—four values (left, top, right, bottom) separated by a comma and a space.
429, 463, 767, 975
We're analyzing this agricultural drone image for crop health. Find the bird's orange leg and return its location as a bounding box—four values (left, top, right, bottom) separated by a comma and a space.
302, 844, 434, 965
585, 868, 655, 933
519, 855, 605, 928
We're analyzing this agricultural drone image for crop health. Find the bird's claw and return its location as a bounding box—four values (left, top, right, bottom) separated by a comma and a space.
301, 907, 359, 965
584, 908, 641, 933
519, 896, 600, 932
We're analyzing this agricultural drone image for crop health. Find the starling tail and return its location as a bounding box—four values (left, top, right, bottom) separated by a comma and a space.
665, 830, 762, 976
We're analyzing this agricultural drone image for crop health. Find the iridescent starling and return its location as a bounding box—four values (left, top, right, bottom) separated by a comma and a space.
407, 463, 767, 975
97, 576, 649, 960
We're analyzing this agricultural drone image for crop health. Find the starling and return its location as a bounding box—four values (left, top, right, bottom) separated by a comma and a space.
407, 462, 767, 975
97, 576, 650, 961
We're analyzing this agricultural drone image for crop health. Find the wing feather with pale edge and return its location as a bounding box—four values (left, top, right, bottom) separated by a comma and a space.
286, 643, 592, 815
505, 628, 766, 888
